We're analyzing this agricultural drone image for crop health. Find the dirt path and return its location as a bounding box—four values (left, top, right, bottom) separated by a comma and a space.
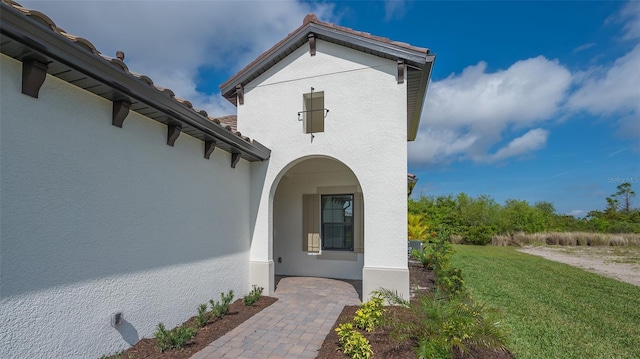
518, 246, 640, 286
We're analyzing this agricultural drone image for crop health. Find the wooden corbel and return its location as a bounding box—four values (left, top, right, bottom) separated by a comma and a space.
167, 124, 181, 146
397, 59, 405, 84
22, 59, 48, 98
231, 152, 241, 168
236, 84, 244, 105
204, 140, 216, 159
308, 33, 316, 56
112, 99, 130, 128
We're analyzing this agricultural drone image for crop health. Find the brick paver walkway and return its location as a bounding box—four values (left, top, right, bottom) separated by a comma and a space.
190, 277, 361, 359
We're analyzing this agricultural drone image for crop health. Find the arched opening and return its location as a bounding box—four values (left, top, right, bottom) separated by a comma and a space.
271, 156, 364, 282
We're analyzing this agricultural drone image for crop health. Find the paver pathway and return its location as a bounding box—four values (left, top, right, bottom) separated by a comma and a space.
191, 277, 361, 359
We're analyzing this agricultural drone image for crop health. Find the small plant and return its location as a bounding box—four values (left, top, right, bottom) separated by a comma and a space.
335, 322, 373, 359
243, 285, 264, 306
210, 290, 235, 318
153, 322, 197, 352
195, 303, 212, 328
353, 297, 385, 332
408, 213, 430, 241
411, 247, 435, 269
412, 233, 454, 271
437, 267, 467, 298
373, 288, 507, 359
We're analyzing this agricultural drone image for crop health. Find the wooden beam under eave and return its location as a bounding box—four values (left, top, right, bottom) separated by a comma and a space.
112, 100, 130, 128
236, 84, 244, 105
308, 33, 316, 56
204, 140, 216, 159
22, 59, 48, 98
231, 152, 241, 168
397, 59, 405, 84
167, 124, 181, 146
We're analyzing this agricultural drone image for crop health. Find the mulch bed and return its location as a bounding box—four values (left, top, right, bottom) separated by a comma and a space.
316, 261, 513, 359
111, 260, 512, 359
112, 296, 277, 359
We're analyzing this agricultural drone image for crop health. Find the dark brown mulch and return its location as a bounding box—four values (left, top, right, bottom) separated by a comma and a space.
113, 296, 277, 359
316, 261, 513, 359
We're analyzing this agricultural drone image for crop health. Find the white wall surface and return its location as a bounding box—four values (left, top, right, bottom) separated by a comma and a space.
240, 40, 409, 299
0, 55, 252, 358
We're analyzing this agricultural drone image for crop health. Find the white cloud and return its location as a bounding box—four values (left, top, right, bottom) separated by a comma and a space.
488, 128, 549, 163
411, 1, 640, 167
20, 0, 336, 116
408, 129, 478, 164
573, 43, 595, 53
410, 56, 570, 165
568, 44, 640, 138
384, 0, 407, 21
616, 1, 640, 40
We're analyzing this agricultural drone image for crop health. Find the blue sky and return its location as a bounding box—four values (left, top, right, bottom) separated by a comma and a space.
20, 0, 640, 216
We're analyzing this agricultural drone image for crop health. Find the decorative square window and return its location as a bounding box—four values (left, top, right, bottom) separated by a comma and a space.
303, 91, 324, 134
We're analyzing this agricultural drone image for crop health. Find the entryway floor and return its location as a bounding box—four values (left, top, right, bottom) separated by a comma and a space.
190, 276, 361, 359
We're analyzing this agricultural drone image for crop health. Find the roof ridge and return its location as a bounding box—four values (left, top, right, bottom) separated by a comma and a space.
220, 13, 430, 93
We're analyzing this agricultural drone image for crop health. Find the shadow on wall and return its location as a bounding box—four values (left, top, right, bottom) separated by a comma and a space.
0, 83, 253, 298
116, 320, 140, 346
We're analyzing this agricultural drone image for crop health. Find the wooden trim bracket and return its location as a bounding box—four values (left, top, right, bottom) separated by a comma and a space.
397, 59, 405, 84
22, 59, 48, 98
112, 99, 130, 128
308, 33, 316, 56
231, 152, 241, 168
167, 124, 181, 146
204, 140, 216, 159
236, 84, 244, 105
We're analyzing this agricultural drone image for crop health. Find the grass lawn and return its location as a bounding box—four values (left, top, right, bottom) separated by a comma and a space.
451, 245, 640, 359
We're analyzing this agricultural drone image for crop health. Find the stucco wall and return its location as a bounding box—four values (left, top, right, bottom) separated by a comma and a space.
0, 55, 252, 358
240, 40, 409, 299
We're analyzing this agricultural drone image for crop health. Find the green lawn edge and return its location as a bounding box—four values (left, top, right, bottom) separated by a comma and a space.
450, 245, 640, 359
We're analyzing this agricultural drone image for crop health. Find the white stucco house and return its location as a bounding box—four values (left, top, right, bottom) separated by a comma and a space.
0, 1, 435, 357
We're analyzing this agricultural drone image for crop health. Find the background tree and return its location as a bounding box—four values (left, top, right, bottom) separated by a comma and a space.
611, 182, 636, 213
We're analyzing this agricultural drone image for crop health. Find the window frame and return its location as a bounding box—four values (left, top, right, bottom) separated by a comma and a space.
320, 193, 354, 251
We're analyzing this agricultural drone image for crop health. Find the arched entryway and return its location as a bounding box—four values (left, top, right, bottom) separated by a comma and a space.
272, 156, 364, 281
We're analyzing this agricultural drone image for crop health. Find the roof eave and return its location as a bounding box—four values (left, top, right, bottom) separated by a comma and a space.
408, 54, 436, 141
0, 2, 270, 162
220, 22, 431, 103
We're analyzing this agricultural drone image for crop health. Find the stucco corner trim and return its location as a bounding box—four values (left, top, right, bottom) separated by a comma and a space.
362, 266, 409, 301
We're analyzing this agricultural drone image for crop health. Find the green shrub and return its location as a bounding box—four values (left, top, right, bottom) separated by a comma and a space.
408, 213, 430, 241
353, 297, 385, 332
243, 285, 263, 306
437, 268, 467, 298
412, 233, 454, 271
195, 303, 212, 328
464, 225, 495, 245
210, 290, 234, 318
416, 338, 450, 359
335, 322, 373, 359
411, 247, 435, 269
373, 288, 506, 359
153, 322, 197, 352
